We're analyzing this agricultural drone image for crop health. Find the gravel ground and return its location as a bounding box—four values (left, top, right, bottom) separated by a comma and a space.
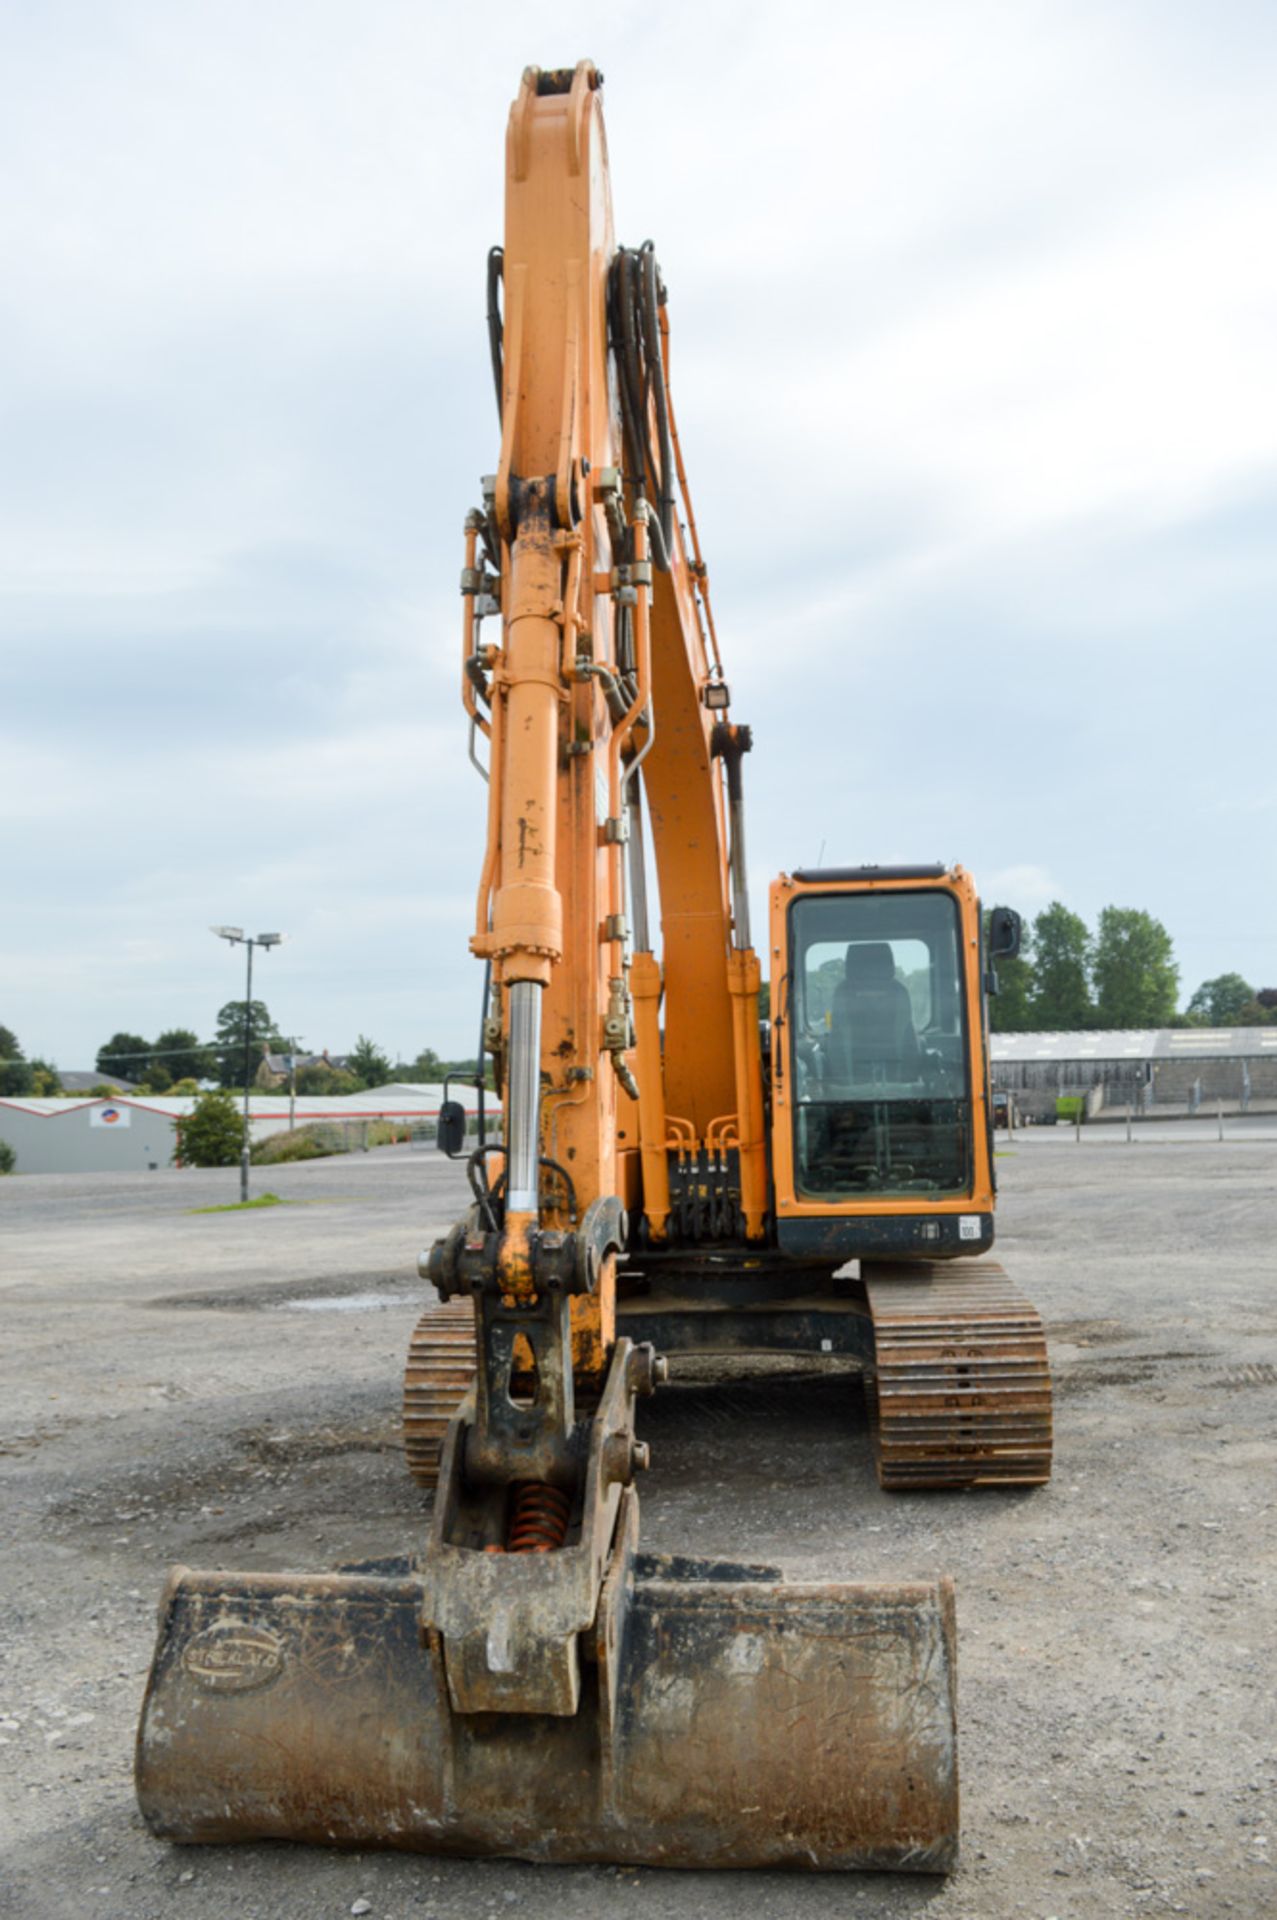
1, 1133, 1274, 1919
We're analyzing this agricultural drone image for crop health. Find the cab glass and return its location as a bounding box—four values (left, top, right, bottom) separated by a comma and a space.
789, 890, 971, 1198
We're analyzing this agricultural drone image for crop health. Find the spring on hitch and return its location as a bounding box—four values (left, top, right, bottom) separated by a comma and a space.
506, 1482, 571, 1552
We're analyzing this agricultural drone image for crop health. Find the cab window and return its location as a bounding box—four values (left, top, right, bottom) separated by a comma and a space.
789, 890, 970, 1197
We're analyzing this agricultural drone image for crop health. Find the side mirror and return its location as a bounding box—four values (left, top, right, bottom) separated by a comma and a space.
988, 906, 1022, 960
436, 1099, 467, 1157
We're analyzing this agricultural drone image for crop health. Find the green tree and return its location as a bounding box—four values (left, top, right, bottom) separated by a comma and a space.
1029, 903, 1093, 1029
96, 1031, 151, 1082
214, 1000, 282, 1089
0, 1140, 15, 1174
348, 1035, 393, 1088
1092, 907, 1179, 1028
137, 1062, 173, 1093
154, 1027, 215, 1082
0, 1025, 31, 1096
170, 1076, 201, 1095
985, 910, 1035, 1031
1236, 997, 1276, 1027
175, 1087, 244, 1167
409, 1046, 447, 1081
29, 1058, 62, 1095
294, 1063, 360, 1096
1186, 973, 1254, 1026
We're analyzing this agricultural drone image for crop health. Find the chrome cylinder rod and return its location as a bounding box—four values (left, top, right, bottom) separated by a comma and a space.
725, 751, 751, 951
505, 980, 543, 1212
627, 784, 651, 954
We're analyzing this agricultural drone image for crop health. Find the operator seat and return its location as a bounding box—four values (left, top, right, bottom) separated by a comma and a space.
827, 942, 921, 1086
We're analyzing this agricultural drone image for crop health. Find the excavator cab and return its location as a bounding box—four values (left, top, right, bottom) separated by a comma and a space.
772, 865, 996, 1257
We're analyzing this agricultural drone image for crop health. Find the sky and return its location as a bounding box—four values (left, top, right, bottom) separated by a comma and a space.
3, 0, 1275, 1069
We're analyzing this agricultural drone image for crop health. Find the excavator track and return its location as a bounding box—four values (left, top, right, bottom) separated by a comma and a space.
403, 1300, 477, 1490
864, 1260, 1052, 1490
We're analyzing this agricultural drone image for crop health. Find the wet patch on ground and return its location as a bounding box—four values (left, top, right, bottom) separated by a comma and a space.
145, 1272, 426, 1312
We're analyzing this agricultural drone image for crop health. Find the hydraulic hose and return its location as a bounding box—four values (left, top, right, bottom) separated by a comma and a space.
486, 246, 505, 425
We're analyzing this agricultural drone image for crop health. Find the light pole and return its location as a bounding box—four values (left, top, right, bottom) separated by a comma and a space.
285, 1035, 304, 1134
211, 927, 285, 1202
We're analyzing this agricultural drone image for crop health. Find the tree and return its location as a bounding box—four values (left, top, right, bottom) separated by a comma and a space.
154, 1027, 215, 1083
137, 1062, 173, 1093
96, 1031, 151, 1082
0, 1026, 32, 1096
408, 1046, 447, 1081
175, 1088, 244, 1167
0, 1140, 14, 1175
1186, 973, 1254, 1026
348, 1035, 392, 1088
985, 910, 1035, 1032
29, 1058, 61, 1095
1092, 907, 1179, 1028
214, 1000, 282, 1089
294, 1063, 360, 1095
1236, 997, 1276, 1027
1029, 903, 1093, 1029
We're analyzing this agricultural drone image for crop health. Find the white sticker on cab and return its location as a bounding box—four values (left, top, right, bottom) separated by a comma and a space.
959, 1215, 981, 1240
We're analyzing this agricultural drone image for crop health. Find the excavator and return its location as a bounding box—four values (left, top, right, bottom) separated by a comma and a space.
136, 62, 1052, 1873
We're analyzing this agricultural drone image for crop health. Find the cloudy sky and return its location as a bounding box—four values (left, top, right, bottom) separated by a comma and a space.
3, 0, 1275, 1070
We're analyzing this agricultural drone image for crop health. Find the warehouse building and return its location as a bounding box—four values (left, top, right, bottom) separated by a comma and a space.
990, 1028, 1277, 1118
0, 1083, 498, 1177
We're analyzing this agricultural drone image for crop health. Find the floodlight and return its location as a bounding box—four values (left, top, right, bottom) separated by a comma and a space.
210, 925, 244, 941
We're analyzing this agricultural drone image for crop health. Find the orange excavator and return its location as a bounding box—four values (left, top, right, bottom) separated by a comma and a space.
137, 62, 1051, 1873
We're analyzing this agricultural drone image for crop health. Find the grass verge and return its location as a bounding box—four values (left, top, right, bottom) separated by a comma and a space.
189, 1191, 288, 1215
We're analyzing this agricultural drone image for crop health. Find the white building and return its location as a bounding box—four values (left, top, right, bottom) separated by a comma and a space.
0, 1083, 498, 1177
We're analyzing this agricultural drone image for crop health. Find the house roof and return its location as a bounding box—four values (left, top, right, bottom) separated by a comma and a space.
261, 1050, 352, 1073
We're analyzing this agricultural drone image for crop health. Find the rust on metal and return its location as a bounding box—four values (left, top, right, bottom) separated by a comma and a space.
136, 1533, 958, 1870
403, 1300, 477, 1489
864, 1260, 1053, 1489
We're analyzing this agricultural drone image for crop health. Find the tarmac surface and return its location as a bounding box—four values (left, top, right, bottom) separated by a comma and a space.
1, 1130, 1274, 1919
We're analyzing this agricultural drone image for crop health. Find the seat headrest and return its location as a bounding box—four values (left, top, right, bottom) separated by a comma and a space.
844, 942, 896, 986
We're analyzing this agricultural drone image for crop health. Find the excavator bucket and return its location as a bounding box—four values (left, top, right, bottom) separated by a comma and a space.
137, 1530, 957, 1870
138, 1332, 959, 1871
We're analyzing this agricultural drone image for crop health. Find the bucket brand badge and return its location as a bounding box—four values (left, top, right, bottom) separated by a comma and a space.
182, 1623, 285, 1693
